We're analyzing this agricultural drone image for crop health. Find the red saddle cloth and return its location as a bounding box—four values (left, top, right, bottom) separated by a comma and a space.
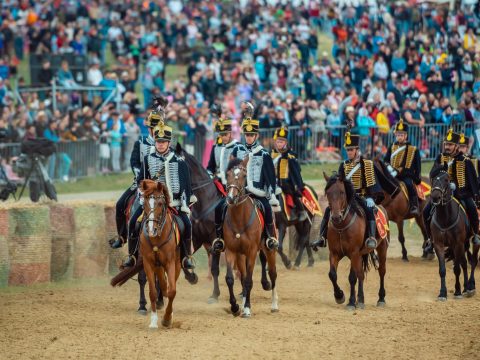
283, 186, 322, 217
375, 206, 389, 240
213, 178, 227, 197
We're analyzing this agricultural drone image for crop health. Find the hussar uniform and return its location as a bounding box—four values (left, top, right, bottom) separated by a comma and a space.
111, 110, 160, 251
424, 129, 480, 247
129, 121, 197, 269
313, 132, 384, 249
271, 125, 307, 221
384, 119, 421, 215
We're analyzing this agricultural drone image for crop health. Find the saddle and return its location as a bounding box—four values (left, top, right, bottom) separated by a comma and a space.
374, 206, 389, 240
252, 199, 266, 230
399, 181, 430, 202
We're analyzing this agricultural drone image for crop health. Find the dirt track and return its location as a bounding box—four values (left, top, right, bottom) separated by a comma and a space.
1, 256, 479, 360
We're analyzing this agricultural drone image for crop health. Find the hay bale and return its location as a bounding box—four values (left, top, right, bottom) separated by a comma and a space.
72, 204, 108, 278
50, 205, 75, 281
104, 205, 126, 274
0, 209, 10, 287
7, 206, 51, 285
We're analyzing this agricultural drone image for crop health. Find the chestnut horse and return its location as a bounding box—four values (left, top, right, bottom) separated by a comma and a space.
324, 173, 388, 309
223, 158, 278, 317
111, 180, 181, 328
429, 167, 479, 300
374, 159, 431, 261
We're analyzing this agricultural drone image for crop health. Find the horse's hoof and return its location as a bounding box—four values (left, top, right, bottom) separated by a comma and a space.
138, 308, 147, 316
335, 294, 345, 304
207, 297, 219, 304
232, 305, 241, 317
241, 307, 251, 318
284, 261, 292, 270
156, 301, 164, 309
467, 289, 476, 297
292, 265, 300, 271
307, 261, 315, 268
377, 301, 386, 308
161, 318, 172, 328
427, 253, 435, 261
262, 281, 272, 291
402, 257, 409, 262
271, 308, 280, 313
184, 272, 198, 285
437, 296, 447, 302
357, 303, 365, 310
346, 305, 356, 311
454, 294, 463, 300
149, 323, 158, 329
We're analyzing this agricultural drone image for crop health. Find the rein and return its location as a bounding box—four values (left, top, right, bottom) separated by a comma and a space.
192, 179, 213, 191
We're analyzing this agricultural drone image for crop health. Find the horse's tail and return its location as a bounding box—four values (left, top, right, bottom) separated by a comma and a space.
110, 257, 143, 287
362, 253, 370, 274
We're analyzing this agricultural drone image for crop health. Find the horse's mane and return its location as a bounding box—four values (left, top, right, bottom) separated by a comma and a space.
141, 179, 170, 205
175, 143, 210, 181
430, 163, 449, 180
227, 158, 243, 171
325, 173, 360, 214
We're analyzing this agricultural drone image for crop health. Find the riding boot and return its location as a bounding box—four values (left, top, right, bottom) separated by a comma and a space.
211, 224, 225, 254
265, 223, 279, 250
293, 194, 308, 221
122, 235, 139, 268
181, 237, 195, 270
408, 187, 419, 216
365, 220, 377, 249
109, 235, 126, 249
311, 210, 329, 250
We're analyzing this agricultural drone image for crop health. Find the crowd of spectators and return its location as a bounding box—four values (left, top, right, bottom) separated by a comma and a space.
0, 0, 480, 180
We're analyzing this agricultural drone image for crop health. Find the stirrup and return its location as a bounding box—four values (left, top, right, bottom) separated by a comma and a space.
121, 255, 136, 269
211, 238, 225, 253
472, 234, 480, 246
109, 236, 125, 249
311, 237, 327, 250
365, 237, 377, 249
266, 237, 279, 250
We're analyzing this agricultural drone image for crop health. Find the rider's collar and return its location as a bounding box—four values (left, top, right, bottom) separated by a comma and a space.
246, 140, 258, 150
225, 139, 237, 148
156, 149, 170, 158
277, 145, 289, 154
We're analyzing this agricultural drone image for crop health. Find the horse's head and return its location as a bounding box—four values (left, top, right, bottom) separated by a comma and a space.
140, 179, 170, 236
430, 165, 451, 206
226, 157, 248, 205
325, 172, 352, 225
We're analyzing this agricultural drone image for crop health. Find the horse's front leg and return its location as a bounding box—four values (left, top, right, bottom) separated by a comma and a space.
346, 266, 358, 311
434, 240, 447, 301
208, 252, 221, 303
353, 253, 364, 309
138, 269, 148, 315
277, 220, 292, 269
259, 250, 271, 291
225, 257, 240, 316
143, 262, 158, 329
397, 220, 408, 262
264, 247, 279, 313
467, 244, 479, 296
328, 253, 344, 304
241, 253, 255, 318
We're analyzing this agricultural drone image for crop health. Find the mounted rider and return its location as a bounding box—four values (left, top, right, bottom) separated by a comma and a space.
312, 131, 384, 249
384, 119, 422, 215
458, 132, 480, 186
271, 124, 308, 221
110, 98, 164, 251
240, 102, 280, 250
126, 111, 197, 270
208, 104, 247, 253
424, 129, 480, 248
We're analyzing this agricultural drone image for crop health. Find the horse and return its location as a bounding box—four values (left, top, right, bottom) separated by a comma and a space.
374, 159, 432, 261
324, 172, 388, 309
111, 180, 181, 328
429, 168, 479, 301
275, 185, 319, 270
223, 157, 278, 317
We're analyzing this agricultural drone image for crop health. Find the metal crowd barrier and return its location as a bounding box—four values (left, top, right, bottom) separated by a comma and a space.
1, 122, 477, 182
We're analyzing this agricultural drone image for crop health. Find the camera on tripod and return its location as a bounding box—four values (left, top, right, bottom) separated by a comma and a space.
12, 138, 58, 202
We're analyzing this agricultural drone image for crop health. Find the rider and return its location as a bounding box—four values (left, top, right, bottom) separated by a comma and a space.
271, 124, 308, 221
110, 104, 162, 250
424, 129, 480, 248
458, 132, 480, 184
384, 119, 422, 215
241, 102, 280, 250
126, 120, 197, 270
312, 131, 384, 249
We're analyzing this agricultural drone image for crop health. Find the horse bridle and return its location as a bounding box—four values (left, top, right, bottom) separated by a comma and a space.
226, 166, 248, 205
431, 172, 452, 206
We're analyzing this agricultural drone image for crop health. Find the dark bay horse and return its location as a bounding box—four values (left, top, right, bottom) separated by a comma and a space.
429, 168, 479, 300
111, 180, 181, 328
374, 159, 431, 261
275, 185, 319, 270
223, 157, 278, 317
324, 173, 388, 309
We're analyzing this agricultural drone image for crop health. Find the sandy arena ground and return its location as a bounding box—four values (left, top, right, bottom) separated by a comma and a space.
1, 254, 480, 360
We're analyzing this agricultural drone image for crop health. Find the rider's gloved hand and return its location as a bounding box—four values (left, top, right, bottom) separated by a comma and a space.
138, 188, 144, 205
449, 182, 456, 191
366, 197, 375, 208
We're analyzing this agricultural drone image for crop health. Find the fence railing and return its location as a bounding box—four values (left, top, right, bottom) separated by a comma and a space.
0, 122, 478, 182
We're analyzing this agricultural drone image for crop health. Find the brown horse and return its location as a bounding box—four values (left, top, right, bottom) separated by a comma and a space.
374, 159, 431, 261
324, 173, 388, 309
223, 157, 278, 317
111, 180, 181, 328
429, 167, 479, 300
